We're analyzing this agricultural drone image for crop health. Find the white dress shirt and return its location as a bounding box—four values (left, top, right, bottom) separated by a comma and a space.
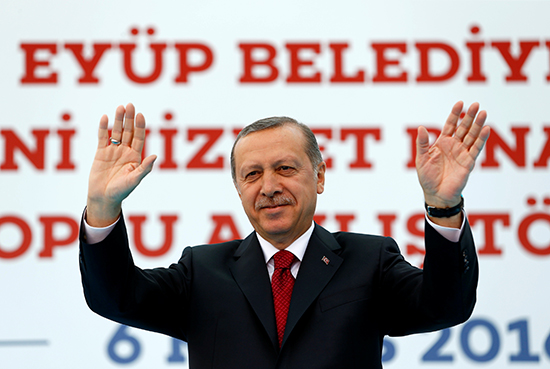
256, 222, 314, 281
83, 210, 464, 281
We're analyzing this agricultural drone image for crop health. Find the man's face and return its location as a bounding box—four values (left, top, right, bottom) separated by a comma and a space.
233, 124, 326, 249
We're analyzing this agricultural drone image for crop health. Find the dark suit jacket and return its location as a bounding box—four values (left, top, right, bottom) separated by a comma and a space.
79, 217, 477, 369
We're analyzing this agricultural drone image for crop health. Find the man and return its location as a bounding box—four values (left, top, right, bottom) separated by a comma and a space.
80, 101, 490, 368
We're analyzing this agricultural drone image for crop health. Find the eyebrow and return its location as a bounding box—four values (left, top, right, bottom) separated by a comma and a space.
239, 156, 302, 175
271, 157, 301, 168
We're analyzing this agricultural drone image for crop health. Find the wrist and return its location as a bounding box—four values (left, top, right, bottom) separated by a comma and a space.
425, 196, 464, 218
426, 211, 464, 231
86, 198, 121, 227
426, 210, 463, 229
423, 191, 463, 208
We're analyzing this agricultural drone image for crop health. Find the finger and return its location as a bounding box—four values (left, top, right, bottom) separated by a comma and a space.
455, 102, 480, 141
131, 112, 147, 153
98, 114, 109, 149
462, 109, 487, 148
468, 125, 491, 160
111, 105, 125, 143
416, 126, 431, 158
441, 101, 464, 137
129, 154, 157, 186
121, 103, 135, 146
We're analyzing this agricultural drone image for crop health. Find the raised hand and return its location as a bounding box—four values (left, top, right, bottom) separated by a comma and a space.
86, 103, 157, 227
416, 101, 490, 225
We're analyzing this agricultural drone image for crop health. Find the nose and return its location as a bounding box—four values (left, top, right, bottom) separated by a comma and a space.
261, 171, 282, 198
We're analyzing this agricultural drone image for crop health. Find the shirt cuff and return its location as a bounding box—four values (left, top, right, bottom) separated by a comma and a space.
83, 210, 120, 244
425, 211, 465, 243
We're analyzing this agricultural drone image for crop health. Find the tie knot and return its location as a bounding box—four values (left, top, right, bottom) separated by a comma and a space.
273, 250, 295, 269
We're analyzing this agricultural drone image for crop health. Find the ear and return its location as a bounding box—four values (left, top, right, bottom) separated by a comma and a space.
316, 161, 326, 194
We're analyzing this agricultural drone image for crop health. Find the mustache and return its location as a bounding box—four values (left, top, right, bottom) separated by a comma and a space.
255, 194, 295, 210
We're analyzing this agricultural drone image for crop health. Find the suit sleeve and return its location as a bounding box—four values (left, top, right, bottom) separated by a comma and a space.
79, 213, 192, 341
381, 219, 478, 336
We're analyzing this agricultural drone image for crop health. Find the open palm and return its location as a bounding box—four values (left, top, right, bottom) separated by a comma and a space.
416, 102, 490, 209
86, 104, 157, 226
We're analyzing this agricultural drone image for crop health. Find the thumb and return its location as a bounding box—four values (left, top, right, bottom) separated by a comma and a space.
416, 126, 430, 157
133, 154, 157, 184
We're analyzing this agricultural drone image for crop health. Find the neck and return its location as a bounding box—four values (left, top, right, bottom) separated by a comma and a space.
257, 223, 314, 250
262, 235, 298, 250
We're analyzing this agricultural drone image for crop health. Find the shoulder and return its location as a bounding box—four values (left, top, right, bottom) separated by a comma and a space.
335, 231, 401, 255
314, 222, 391, 245
331, 230, 387, 244
313, 224, 400, 255
181, 238, 244, 260
177, 230, 261, 264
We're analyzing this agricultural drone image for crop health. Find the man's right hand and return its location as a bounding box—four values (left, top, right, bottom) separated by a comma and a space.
86, 103, 157, 227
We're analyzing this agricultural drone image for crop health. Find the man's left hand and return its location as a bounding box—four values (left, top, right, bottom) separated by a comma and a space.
416, 101, 490, 226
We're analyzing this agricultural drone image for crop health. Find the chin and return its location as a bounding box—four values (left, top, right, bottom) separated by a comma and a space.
259, 222, 293, 237
263, 227, 291, 236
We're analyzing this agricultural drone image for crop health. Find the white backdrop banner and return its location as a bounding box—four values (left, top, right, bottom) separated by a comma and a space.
1, 0, 549, 368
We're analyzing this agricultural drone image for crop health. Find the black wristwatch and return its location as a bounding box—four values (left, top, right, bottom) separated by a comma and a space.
425, 196, 464, 218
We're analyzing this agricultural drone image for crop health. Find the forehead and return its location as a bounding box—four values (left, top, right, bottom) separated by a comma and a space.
234, 124, 308, 165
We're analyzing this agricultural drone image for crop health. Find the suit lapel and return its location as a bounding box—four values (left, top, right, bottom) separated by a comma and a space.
229, 233, 279, 350
282, 224, 343, 348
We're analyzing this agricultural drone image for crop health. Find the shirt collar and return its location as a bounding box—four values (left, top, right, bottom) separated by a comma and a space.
256, 222, 315, 264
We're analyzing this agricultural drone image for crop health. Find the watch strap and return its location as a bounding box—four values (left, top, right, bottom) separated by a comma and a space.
425, 196, 464, 218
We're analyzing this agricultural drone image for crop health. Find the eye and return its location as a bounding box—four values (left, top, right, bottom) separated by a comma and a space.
279, 166, 295, 173
245, 170, 260, 179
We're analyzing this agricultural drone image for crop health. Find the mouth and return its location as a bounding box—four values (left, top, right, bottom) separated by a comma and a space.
256, 201, 293, 211
260, 204, 288, 211
255, 195, 295, 211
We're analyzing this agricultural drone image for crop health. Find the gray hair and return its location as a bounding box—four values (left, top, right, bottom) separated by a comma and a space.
230, 116, 323, 183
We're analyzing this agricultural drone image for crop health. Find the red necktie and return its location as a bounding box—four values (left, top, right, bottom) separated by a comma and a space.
271, 250, 296, 347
